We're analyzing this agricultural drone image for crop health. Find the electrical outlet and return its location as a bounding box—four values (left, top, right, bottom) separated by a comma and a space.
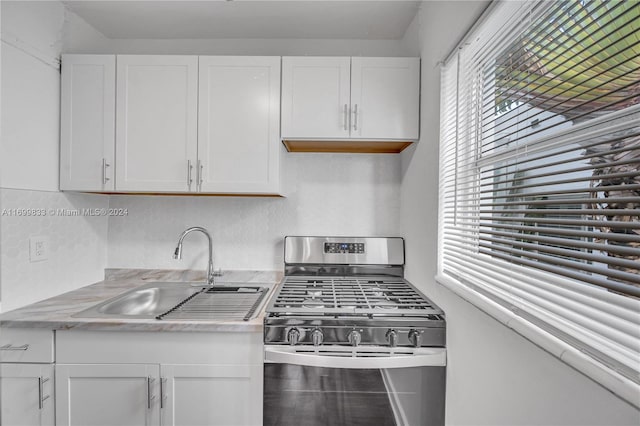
29, 236, 49, 262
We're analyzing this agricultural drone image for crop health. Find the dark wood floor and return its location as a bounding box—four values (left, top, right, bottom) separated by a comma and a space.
264, 364, 397, 426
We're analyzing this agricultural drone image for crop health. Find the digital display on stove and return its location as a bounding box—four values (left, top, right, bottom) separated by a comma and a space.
324, 242, 365, 254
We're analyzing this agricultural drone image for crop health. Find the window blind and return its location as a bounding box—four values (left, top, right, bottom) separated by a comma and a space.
438, 0, 640, 405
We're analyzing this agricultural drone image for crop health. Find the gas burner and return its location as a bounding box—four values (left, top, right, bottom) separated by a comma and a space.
302, 299, 326, 309
369, 287, 386, 297
374, 302, 399, 310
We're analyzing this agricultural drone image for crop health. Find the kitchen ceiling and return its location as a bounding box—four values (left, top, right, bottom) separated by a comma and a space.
62, 1, 422, 40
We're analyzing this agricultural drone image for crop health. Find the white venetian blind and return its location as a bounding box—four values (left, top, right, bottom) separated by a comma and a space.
438, 0, 640, 405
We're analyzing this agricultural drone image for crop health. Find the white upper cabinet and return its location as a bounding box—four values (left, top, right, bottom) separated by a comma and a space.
115, 55, 198, 192
61, 54, 282, 194
60, 55, 115, 191
198, 56, 281, 194
60, 54, 417, 193
281, 56, 420, 144
281, 57, 351, 139
350, 57, 420, 140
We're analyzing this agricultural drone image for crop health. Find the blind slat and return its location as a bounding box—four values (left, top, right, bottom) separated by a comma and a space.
478, 234, 640, 269
479, 228, 640, 258
442, 255, 640, 353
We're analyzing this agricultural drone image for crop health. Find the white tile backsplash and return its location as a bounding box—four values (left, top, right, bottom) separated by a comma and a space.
0, 188, 109, 311
107, 153, 402, 271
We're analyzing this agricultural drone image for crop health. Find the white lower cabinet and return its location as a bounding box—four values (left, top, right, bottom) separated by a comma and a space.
0, 328, 55, 426
55, 330, 264, 426
0, 364, 54, 426
56, 364, 160, 426
162, 364, 262, 426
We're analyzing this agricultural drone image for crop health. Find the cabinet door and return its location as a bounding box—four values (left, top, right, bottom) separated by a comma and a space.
198, 56, 281, 194
60, 55, 115, 191
161, 364, 262, 426
350, 57, 420, 140
0, 364, 54, 426
56, 364, 160, 426
281, 57, 351, 139
116, 55, 198, 192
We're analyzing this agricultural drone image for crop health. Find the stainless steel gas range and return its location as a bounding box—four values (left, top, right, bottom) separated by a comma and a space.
263, 236, 446, 426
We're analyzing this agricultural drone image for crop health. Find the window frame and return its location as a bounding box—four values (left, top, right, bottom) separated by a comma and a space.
437, 0, 640, 408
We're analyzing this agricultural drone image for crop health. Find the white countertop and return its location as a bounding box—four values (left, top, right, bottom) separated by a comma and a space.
0, 269, 283, 332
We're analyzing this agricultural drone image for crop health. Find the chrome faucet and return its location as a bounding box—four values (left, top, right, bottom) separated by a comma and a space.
173, 227, 215, 286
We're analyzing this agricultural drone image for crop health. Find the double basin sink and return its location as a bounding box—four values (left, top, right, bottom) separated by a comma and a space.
73, 282, 269, 321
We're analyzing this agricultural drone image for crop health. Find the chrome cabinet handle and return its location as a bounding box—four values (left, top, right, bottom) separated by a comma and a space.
147, 376, 156, 409
160, 377, 167, 409
187, 160, 193, 190
38, 377, 50, 410
343, 104, 349, 131
0, 344, 29, 351
353, 104, 359, 131
198, 160, 204, 191
102, 159, 111, 185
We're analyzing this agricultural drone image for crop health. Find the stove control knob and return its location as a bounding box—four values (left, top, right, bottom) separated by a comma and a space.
311, 328, 324, 346
408, 329, 422, 348
348, 330, 362, 347
386, 329, 398, 348
287, 328, 301, 346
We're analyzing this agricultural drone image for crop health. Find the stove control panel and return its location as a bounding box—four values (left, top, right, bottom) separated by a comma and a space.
264, 325, 446, 348
324, 242, 365, 254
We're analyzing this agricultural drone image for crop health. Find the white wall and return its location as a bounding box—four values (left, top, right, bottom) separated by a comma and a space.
0, 189, 108, 311
107, 153, 402, 271
0, 1, 109, 312
401, 2, 640, 425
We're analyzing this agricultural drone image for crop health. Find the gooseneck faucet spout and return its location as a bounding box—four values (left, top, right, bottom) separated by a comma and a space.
173, 226, 215, 286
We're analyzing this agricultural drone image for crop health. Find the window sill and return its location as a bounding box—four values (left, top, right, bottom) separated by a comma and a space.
435, 273, 640, 409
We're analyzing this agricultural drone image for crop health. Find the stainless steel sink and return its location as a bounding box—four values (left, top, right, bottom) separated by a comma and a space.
73, 282, 200, 319
73, 282, 269, 320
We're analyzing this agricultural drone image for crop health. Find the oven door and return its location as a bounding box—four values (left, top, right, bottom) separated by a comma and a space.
264, 346, 446, 426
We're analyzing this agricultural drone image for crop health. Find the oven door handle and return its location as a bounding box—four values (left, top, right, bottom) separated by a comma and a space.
264, 346, 446, 369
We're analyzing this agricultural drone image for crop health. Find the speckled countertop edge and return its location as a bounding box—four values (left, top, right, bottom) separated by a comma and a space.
0, 269, 283, 332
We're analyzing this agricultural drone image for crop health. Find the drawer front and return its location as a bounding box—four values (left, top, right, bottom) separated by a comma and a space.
0, 328, 54, 363
56, 330, 263, 364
